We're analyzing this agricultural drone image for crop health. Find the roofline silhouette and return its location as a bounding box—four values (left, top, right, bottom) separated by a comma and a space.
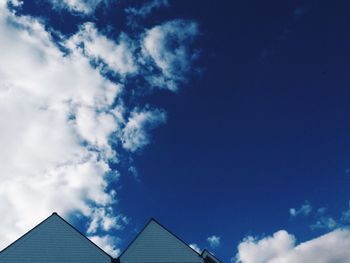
0, 212, 222, 263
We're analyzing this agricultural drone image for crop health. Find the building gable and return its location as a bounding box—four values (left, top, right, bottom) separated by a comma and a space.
119, 219, 203, 263
0, 213, 112, 263
201, 250, 222, 263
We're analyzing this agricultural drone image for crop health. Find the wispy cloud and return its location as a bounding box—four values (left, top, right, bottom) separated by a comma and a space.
48, 0, 111, 15
128, 166, 140, 181
289, 201, 339, 230
142, 20, 200, 91
289, 201, 312, 217
310, 216, 337, 230
121, 108, 166, 152
125, 0, 169, 28
340, 201, 350, 224
125, 0, 168, 18
207, 235, 221, 249
0, 0, 198, 255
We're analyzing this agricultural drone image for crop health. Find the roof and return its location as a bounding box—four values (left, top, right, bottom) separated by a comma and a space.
0, 213, 223, 263
201, 249, 223, 263
0, 212, 113, 263
118, 218, 204, 263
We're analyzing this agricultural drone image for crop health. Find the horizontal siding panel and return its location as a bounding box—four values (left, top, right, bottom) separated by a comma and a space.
0, 214, 111, 263
120, 220, 203, 263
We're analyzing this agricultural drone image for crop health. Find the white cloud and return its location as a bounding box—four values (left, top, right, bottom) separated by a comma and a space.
235, 229, 350, 263
67, 23, 137, 75
235, 231, 295, 263
0, 1, 198, 255
121, 108, 167, 152
142, 20, 199, 91
49, 0, 109, 15
86, 207, 128, 234
207, 235, 221, 249
0, 4, 119, 247
89, 235, 120, 257
289, 201, 312, 217
189, 243, 202, 254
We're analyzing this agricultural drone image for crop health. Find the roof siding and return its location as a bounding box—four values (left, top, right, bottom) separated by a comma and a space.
0, 214, 111, 263
120, 220, 203, 263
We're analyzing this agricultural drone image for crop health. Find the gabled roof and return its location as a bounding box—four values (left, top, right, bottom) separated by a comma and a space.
0, 213, 223, 263
118, 218, 204, 263
0, 212, 113, 263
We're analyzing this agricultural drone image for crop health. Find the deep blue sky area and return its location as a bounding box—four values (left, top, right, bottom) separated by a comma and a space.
19, 0, 350, 262
118, 0, 350, 260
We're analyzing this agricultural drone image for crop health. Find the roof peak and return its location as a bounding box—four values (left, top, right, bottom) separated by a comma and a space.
0, 212, 113, 260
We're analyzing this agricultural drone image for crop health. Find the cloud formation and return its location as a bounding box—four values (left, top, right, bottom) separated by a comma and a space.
236, 201, 350, 262
142, 20, 199, 91
0, 1, 198, 255
49, 0, 109, 14
67, 23, 137, 76
289, 201, 312, 217
89, 235, 121, 257
121, 109, 166, 152
125, 0, 169, 28
311, 216, 338, 230
235, 229, 350, 263
207, 235, 221, 249
125, 0, 168, 18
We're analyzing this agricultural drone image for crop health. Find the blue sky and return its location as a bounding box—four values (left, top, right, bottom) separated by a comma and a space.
1, 0, 350, 262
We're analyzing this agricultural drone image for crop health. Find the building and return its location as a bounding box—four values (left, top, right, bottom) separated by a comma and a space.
0, 213, 222, 263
